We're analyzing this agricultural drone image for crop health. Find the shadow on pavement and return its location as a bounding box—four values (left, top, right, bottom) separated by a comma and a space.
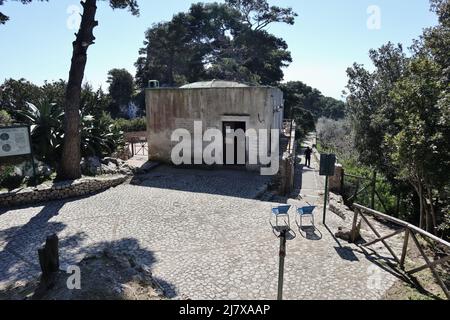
130, 165, 272, 200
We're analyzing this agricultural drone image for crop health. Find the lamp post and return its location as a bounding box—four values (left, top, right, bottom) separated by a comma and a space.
277, 229, 287, 300
270, 205, 295, 300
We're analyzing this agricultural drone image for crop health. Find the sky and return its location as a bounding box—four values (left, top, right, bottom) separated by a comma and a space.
0, 0, 439, 100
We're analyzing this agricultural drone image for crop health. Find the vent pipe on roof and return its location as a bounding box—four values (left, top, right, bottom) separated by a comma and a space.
148, 80, 160, 89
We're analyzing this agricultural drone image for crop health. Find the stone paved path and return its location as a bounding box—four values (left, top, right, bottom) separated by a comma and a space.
0, 139, 404, 300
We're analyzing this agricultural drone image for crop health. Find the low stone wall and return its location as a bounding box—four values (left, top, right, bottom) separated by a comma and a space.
0, 175, 128, 208
329, 164, 343, 193
279, 153, 295, 195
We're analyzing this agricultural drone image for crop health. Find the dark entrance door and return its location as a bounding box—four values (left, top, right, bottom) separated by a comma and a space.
223, 121, 246, 166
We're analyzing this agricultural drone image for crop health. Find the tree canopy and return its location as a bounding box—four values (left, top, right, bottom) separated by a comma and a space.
0, 0, 45, 24
0, 0, 139, 24
345, 0, 450, 234
279, 81, 346, 139
135, 1, 296, 88
226, 0, 297, 31
280, 81, 346, 121
107, 68, 135, 117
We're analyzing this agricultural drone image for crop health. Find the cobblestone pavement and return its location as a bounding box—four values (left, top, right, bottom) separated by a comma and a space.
0, 156, 404, 300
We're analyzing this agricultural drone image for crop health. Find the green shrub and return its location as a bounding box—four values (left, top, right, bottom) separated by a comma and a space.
14, 100, 63, 165
0, 110, 12, 125
317, 136, 399, 216
114, 117, 146, 133
0, 166, 24, 191
0, 165, 14, 186
81, 112, 125, 158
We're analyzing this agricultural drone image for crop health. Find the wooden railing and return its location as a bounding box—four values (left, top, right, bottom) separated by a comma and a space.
124, 131, 148, 157
342, 171, 396, 214
351, 203, 450, 299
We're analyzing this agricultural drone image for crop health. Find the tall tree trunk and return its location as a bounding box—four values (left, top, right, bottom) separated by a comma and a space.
424, 193, 430, 232
168, 51, 175, 87
415, 182, 424, 230
426, 184, 437, 233
58, 0, 98, 180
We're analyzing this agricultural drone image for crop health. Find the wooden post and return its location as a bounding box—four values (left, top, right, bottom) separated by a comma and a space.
354, 179, 360, 203
351, 208, 360, 243
38, 234, 60, 279
408, 255, 450, 275
358, 212, 400, 263
363, 228, 405, 247
400, 228, 410, 269
410, 232, 450, 299
340, 170, 345, 196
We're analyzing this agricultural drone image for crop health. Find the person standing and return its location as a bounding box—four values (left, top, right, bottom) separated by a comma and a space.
304, 146, 312, 167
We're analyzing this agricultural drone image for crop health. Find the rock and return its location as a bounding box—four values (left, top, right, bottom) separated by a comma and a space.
101, 162, 119, 175
101, 157, 121, 166
81, 157, 102, 176
36, 162, 52, 177
118, 164, 134, 176
335, 221, 361, 243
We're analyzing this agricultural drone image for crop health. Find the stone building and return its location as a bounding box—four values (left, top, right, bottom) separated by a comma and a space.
145, 80, 285, 172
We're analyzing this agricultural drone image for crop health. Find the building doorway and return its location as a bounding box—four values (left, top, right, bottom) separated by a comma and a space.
222, 121, 246, 166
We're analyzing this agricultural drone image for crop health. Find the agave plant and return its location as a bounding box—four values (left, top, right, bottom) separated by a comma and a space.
14, 100, 64, 165
80, 112, 124, 158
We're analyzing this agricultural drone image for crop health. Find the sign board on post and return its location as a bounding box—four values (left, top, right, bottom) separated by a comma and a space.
319, 154, 336, 177
319, 153, 336, 225
0, 126, 31, 157
0, 125, 36, 185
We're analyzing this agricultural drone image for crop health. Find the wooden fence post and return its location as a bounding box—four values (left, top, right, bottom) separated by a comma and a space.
354, 179, 360, 203
410, 232, 450, 299
400, 228, 410, 269
38, 234, 60, 279
351, 208, 360, 243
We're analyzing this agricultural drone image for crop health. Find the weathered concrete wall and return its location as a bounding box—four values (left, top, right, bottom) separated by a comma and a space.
146, 87, 284, 170
279, 154, 295, 195
278, 121, 297, 195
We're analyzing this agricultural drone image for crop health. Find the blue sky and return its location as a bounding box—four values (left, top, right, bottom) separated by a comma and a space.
0, 0, 438, 99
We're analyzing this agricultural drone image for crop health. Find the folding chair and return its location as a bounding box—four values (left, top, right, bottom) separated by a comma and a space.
270, 205, 291, 232
296, 206, 316, 229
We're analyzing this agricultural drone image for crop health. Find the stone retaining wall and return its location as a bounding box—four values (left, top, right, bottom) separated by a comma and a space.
0, 175, 127, 208
279, 153, 295, 195
312, 147, 344, 194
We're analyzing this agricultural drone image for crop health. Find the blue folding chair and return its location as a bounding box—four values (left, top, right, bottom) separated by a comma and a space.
271, 205, 291, 231
296, 206, 316, 229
